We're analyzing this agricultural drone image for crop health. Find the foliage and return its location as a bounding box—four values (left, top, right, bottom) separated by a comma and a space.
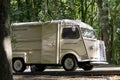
109, 0, 120, 64
10, 0, 120, 64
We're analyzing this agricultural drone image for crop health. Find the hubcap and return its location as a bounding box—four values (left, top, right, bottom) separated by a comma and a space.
14, 60, 22, 71
64, 58, 74, 69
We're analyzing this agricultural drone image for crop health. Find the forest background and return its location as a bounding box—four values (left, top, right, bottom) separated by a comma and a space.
10, 0, 120, 64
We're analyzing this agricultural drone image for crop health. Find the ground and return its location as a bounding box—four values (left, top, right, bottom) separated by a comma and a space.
13, 75, 120, 80
13, 66, 120, 80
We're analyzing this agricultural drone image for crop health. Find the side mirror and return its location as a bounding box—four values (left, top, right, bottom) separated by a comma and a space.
72, 26, 76, 32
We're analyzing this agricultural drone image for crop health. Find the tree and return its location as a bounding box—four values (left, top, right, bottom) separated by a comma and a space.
10, 0, 120, 64
0, 0, 13, 80
109, 0, 120, 64
97, 0, 110, 61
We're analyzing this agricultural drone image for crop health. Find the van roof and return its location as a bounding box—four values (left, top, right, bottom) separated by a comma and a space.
46, 19, 93, 30
11, 19, 93, 30
11, 22, 41, 27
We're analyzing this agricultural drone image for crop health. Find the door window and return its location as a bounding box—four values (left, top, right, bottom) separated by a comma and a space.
62, 27, 80, 39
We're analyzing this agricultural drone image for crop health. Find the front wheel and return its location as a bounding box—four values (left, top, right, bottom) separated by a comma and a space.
62, 55, 78, 71
12, 58, 26, 72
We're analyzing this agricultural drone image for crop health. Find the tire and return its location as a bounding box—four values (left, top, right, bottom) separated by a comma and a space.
31, 65, 46, 72
12, 58, 26, 72
62, 55, 77, 71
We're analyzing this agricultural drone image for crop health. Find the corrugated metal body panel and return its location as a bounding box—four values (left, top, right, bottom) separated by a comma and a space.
13, 41, 42, 50
27, 50, 42, 63
12, 25, 42, 41
41, 23, 58, 64
12, 23, 42, 63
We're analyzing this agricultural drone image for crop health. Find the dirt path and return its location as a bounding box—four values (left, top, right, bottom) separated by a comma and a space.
13, 75, 120, 80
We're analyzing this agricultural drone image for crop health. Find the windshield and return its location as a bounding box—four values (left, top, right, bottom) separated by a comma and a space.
81, 28, 96, 39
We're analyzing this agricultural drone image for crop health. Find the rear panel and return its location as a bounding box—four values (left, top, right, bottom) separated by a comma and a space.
12, 24, 42, 63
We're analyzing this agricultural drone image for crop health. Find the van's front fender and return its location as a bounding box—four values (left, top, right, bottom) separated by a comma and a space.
60, 50, 89, 64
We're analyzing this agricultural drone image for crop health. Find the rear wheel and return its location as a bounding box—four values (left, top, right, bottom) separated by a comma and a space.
62, 55, 77, 71
12, 58, 26, 72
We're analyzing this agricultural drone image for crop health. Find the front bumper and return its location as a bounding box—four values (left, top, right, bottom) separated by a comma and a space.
90, 61, 108, 64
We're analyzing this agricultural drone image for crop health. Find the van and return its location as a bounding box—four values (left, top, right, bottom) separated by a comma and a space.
11, 19, 108, 72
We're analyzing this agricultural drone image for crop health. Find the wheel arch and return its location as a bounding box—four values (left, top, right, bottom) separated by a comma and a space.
12, 57, 24, 62
61, 53, 81, 64
12, 52, 27, 63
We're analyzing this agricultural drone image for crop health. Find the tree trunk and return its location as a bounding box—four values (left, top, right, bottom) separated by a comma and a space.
97, 0, 110, 61
80, 0, 85, 22
25, 0, 31, 21
0, 0, 13, 80
110, 1, 119, 63
17, 0, 23, 22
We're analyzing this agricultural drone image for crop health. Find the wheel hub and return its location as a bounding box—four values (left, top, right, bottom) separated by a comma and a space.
64, 58, 74, 69
14, 60, 23, 71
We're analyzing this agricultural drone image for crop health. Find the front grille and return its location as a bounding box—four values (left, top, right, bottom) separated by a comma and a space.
99, 42, 105, 61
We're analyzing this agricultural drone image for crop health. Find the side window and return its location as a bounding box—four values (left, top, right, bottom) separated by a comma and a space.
62, 27, 80, 39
